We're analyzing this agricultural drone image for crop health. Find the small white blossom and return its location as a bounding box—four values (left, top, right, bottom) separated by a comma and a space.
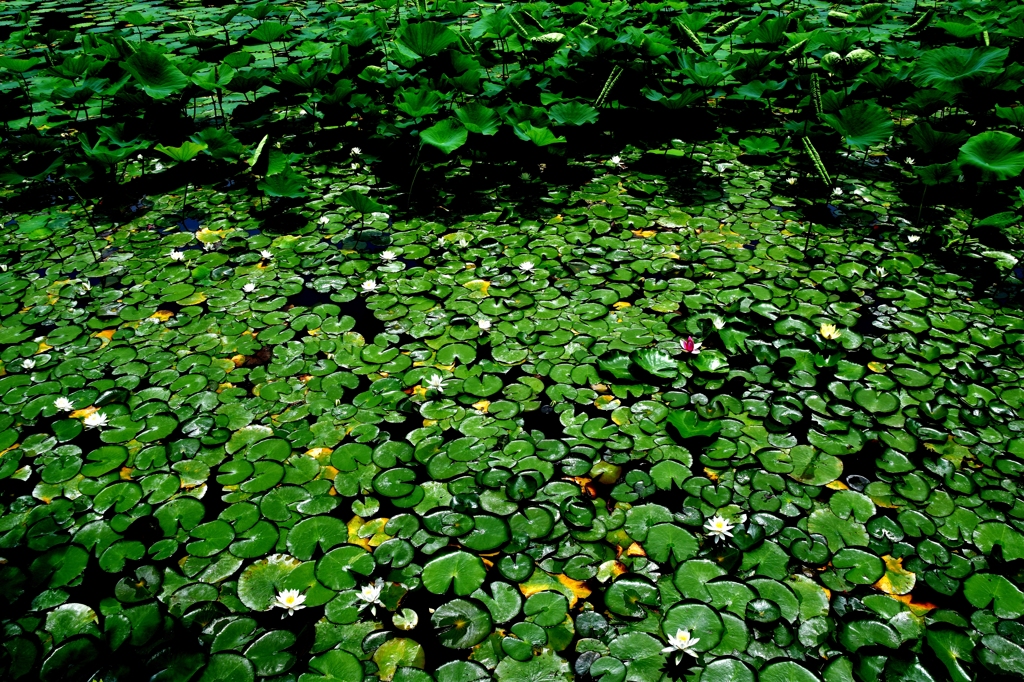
272, 589, 306, 616
712, 316, 725, 330
83, 412, 108, 429
54, 397, 74, 412
426, 375, 446, 393
478, 318, 492, 330
874, 266, 886, 278
169, 250, 185, 261
351, 162, 360, 170
361, 279, 379, 293
458, 238, 470, 248
786, 177, 798, 185
518, 261, 536, 273
242, 282, 257, 293
662, 628, 700, 663
137, 154, 144, 161
22, 358, 35, 370
318, 215, 330, 225
154, 162, 165, 171
0, 264, 7, 272
905, 157, 916, 165
203, 241, 215, 251
611, 155, 622, 165
351, 147, 362, 156
908, 235, 921, 243
80, 281, 92, 292
832, 187, 844, 196
357, 578, 385, 616
705, 515, 734, 542
380, 250, 397, 261
261, 250, 273, 259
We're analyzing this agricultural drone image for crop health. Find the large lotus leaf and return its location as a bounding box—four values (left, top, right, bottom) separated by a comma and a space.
250, 22, 291, 43
398, 21, 459, 57
120, 43, 189, 99
513, 122, 566, 146
258, 169, 308, 198
396, 88, 443, 118
155, 141, 207, 163
338, 190, 383, 214
912, 46, 1008, 93
549, 101, 599, 126
821, 101, 894, 149
958, 131, 1024, 180
431, 599, 492, 648
419, 119, 468, 155
456, 103, 501, 135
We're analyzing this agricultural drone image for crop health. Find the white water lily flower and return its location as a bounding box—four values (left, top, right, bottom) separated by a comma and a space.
705, 515, 734, 542
83, 412, 108, 429
874, 266, 886, 278
712, 316, 725, 330
611, 155, 622, 165
357, 578, 385, 616
786, 177, 798, 185
0, 264, 7, 272
426, 375, 446, 393
319, 215, 330, 225
22, 358, 35, 370
908, 235, 921, 243
905, 157, 916, 165
272, 589, 307, 616
478, 318, 492, 331
361, 279, 379, 293
832, 187, 844, 196
54, 397, 74, 412
203, 242, 215, 251
261, 250, 273, 259
380, 250, 397, 261
169, 250, 185, 261
242, 282, 257, 293
519, 261, 536, 273
81, 281, 92, 292
662, 628, 700, 663
351, 147, 362, 156
458, 237, 470, 248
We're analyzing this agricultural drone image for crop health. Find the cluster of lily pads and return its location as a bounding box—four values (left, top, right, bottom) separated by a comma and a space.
3, 0, 1024, 681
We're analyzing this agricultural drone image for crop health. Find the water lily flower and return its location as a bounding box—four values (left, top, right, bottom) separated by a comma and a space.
261, 250, 273, 259
84, 412, 108, 429
832, 187, 844, 196
319, 215, 330, 225
905, 157, 916, 165
0, 264, 7, 272
610, 155, 622, 165
80, 281, 92, 292
203, 242, 215, 251
351, 147, 362, 156
169, 250, 185, 261
381, 250, 397, 261
357, 578, 385, 616
680, 337, 702, 354
908, 235, 921, 243
874, 266, 886, 278
712, 316, 725, 330
242, 282, 257, 293
662, 628, 700, 663
478, 318, 492, 331
22, 358, 35, 370
362, 279, 379, 293
54, 397, 74, 412
272, 589, 307, 616
426, 375, 446, 393
458, 237, 470, 248
819, 323, 841, 340
786, 177, 798, 185
519, 261, 536, 273
705, 515, 734, 542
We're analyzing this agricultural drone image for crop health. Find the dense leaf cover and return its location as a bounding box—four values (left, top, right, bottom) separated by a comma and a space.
2, 0, 1024, 681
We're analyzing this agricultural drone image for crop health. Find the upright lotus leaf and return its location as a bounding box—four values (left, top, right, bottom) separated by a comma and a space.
250, 22, 291, 44
912, 46, 1008, 93
338, 190, 384, 215
191, 128, 245, 160
548, 101, 599, 126
958, 131, 1024, 180
154, 141, 208, 163
120, 43, 189, 99
456, 103, 501, 135
420, 120, 468, 154
915, 161, 960, 185
398, 21, 459, 58
395, 88, 443, 118
821, 101, 894, 149
513, 122, 566, 147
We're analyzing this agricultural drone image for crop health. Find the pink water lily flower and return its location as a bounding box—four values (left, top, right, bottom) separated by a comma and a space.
680, 337, 702, 354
